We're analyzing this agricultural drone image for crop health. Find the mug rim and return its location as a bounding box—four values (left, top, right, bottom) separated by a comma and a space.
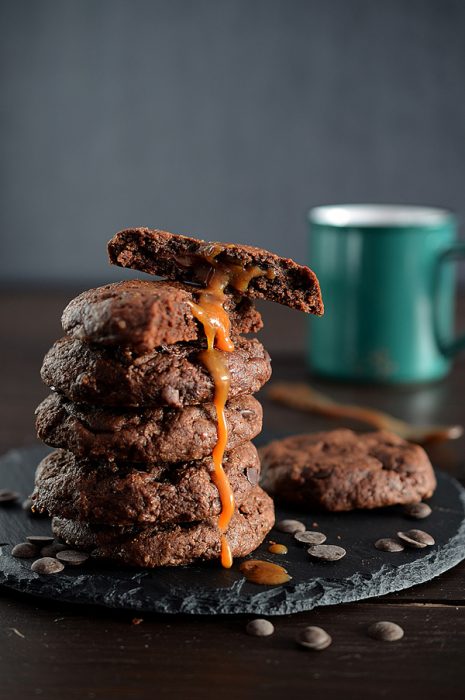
308, 204, 454, 228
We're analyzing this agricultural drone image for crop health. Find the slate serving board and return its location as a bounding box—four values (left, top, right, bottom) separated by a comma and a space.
1, 445, 465, 615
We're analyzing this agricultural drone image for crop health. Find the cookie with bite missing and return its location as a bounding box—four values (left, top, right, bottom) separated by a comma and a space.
260, 429, 436, 511
108, 227, 323, 314
62, 279, 262, 353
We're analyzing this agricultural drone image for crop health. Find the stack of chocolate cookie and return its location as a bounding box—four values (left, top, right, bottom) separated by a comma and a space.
32, 279, 276, 566
32, 227, 323, 568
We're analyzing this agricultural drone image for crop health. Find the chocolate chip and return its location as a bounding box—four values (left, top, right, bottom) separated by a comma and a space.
12, 542, 39, 559
296, 626, 332, 650
397, 529, 435, 548
375, 538, 405, 552
294, 531, 327, 545
246, 467, 260, 485
41, 542, 68, 557
276, 519, 305, 534
307, 544, 346, 561
0, 489, 20, 505
403, 503, 432, 520
56, 550, 89, 566
368, 621, 404, 642
26, 535, 55, 546
246, 619, 274, 637
312, 469, 334, 479
31, 557, 65, 574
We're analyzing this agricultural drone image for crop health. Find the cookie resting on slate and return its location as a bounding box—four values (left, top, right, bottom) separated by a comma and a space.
52, 486, 275, 568
260, 429, 436, 510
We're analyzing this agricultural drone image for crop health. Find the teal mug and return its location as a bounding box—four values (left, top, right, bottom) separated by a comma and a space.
308, 204, 465, 383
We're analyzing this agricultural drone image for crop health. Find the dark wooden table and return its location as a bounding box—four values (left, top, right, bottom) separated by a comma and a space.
1, 290, 465, 700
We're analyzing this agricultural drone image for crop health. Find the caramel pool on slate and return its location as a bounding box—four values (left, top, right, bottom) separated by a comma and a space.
239, 559, 291, 585
189, 245, 273, 569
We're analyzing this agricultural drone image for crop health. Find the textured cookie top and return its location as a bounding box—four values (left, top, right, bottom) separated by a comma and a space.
108, 228, 323, 315
260, 429, 437, 511
61, 279, 262, 353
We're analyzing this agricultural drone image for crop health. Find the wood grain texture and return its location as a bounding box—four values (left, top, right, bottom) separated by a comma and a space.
0, 594, 464, 700
1, 290, 465, 699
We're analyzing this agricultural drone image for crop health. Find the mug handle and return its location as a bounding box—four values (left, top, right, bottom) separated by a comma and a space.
434, 242, 465, 357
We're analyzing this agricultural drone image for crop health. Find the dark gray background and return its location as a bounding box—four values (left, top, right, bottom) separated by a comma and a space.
1, 0, 465, 285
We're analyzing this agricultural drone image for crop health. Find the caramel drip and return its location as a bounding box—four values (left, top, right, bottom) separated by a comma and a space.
239, 559, 291, 585
268, 542, 288, 555
189, 249, 272, 569
189, 267, 235, 569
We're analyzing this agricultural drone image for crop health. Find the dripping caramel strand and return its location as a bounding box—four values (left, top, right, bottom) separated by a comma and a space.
189, 266, 236, 568
189, 250, 272, 568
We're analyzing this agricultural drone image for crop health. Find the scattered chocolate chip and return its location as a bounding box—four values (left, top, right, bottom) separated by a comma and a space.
0, 489, 20, 505
294, 531, 327, 545
368, 621, 404, 641
276, 519, 305, 534
375, 538, 405, 552
307, 544, 346, 561
246, 619, 275, 637
12, 542, 39, 559
403, 503, 432, 520
397, 529, 435, 548
246, 467, 260, 485
56, 550, 89, 566
26, 535, 55, 546
41, 542, 68, 557
296, 626, 332, 650
31, 557, 65, 574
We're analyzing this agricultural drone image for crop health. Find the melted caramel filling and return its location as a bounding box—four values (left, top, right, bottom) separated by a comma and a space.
188, 246, 272, 569
239, 559, 291, 585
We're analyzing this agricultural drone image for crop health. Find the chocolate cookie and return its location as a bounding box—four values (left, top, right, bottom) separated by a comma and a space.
51, 486, 275, 567
62, 279, 262, 353
41, 335, 271, 408
33, 442, 261, 526
36, 393, 262, 463
108, 228, 323, 315
260, 429, 436, 511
